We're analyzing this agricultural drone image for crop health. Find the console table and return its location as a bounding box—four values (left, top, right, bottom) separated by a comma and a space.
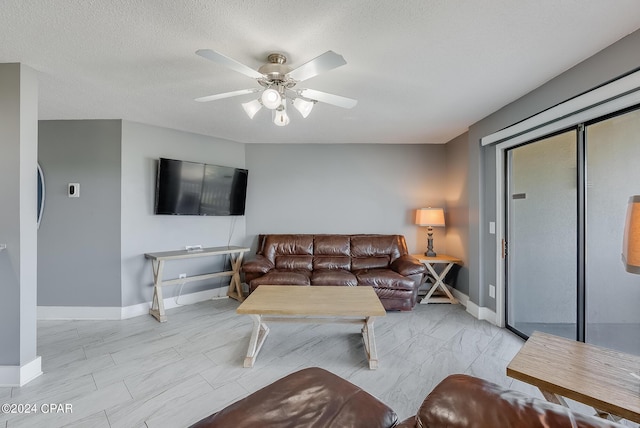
507, 331, 640, 423
144, 246, 249, 322
412, 254, 462, 304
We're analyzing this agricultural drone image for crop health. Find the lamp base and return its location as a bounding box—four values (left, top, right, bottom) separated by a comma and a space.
425, 233, 436, 257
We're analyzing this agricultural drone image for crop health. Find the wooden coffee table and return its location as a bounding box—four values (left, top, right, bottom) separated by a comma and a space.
236, 285, 386, 369
507, 331, 640, 423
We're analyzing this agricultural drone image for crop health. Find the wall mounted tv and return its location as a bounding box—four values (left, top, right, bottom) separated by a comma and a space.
154, 157, 248, 216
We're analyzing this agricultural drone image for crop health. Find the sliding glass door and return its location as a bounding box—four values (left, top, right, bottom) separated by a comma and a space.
505, 106, 640, 355
506, 130, 578, 340
585, 108, 640, 354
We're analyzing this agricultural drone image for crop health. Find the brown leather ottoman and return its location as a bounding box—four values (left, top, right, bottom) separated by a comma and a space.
189, 367, 397, 428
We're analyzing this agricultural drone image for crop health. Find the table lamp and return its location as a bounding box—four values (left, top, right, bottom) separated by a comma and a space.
416, 207, 445, 257
622, 195, 640, 274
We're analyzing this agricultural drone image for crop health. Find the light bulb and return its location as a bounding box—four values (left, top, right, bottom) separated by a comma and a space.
261, 88, 281, 110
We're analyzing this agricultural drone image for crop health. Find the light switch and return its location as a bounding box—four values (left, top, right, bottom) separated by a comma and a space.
489, 222, 495, 234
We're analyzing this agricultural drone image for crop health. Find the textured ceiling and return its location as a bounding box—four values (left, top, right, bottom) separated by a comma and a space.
2, 1, 640, 144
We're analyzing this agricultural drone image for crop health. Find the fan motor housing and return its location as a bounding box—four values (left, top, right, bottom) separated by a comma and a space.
258, 53, 291, 82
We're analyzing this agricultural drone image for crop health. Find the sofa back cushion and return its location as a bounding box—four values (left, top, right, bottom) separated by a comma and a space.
314, 235, 351, 270
275, 255, 313, 271
351, 235, 406, 270
263, 234, 314, 271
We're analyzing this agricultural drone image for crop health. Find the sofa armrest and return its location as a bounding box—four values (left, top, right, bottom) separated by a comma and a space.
405, 374, 625, 428
390, 255, 426, 276
241, 255, 274, 274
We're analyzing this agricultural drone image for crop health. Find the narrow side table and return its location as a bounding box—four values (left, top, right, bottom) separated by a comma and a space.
412, 254, 463, 304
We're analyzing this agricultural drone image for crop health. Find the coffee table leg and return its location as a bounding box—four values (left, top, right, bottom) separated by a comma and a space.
244, 314, 269, 368
539, 388, 569, 407
361, 317, 379, 370
540, 388, 621, 422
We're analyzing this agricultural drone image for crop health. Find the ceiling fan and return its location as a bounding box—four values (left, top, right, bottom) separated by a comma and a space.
195, 49, 357, 126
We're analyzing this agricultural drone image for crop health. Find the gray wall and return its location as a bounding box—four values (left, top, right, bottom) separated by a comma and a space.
244, 143, 447, 256
444, 132, 469, 295
37, 120, 248, 309
0, 64, 38, 366
38, 120, 122, 307
460, 29, 640, 311
120, 121, 247, 307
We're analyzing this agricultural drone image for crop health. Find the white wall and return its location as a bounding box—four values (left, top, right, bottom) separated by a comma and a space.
244, 143, 447, 255
120, 121, 247, 307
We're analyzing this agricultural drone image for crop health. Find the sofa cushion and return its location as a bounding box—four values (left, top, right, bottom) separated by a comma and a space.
275, 255, 313, 271
314, 235, 350, 255
189, 367, 398, 428
356, 269, 415, 291
263, 234, 314, 262
314, 255, 351, 270
311, 269, 358, 286
351, 235, 403, 261
352, 256, 390, 270
250, 270, 311, 287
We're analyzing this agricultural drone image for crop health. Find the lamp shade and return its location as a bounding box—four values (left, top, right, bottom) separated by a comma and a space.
416, 208, 445, 227
241, 99, 262, 119
293, 98, 314, 118
622, 195, 640, 274
273, 100, 290, 126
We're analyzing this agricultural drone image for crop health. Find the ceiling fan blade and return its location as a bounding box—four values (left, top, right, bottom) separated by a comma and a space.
288, 51, 347, 82
299, 88, 357, 109
196, 49, 264, 79
195, 88, 260, 102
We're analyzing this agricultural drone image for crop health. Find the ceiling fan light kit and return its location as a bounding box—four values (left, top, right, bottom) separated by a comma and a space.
195, 49, 357, 126
293, 97, 314, 118
260, 88, 281, 109
241, 99, 262, 119
273, 100, 290, 127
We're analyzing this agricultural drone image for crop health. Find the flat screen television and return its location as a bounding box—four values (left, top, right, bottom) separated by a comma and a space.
154, 158, 248, 216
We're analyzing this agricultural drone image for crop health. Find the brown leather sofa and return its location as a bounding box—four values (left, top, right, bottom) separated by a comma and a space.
190, 367, 624, 428
241, 234, 426, 311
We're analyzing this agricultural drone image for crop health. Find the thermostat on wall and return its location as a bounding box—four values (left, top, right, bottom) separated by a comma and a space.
68, 183, 80, 198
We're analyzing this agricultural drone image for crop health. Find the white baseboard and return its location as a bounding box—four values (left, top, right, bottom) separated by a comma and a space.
0, 357, 42, 387
38, 286, 230, 321
450, 288, 498, 326
451, 287, 469, 306
464, 299, 498, 325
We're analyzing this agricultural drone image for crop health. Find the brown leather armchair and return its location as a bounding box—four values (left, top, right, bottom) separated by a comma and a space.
242, 234, 426, 310
190, 368, 625, 428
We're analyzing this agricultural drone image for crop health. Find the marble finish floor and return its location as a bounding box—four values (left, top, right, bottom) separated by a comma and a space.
1, 299, 637, 427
